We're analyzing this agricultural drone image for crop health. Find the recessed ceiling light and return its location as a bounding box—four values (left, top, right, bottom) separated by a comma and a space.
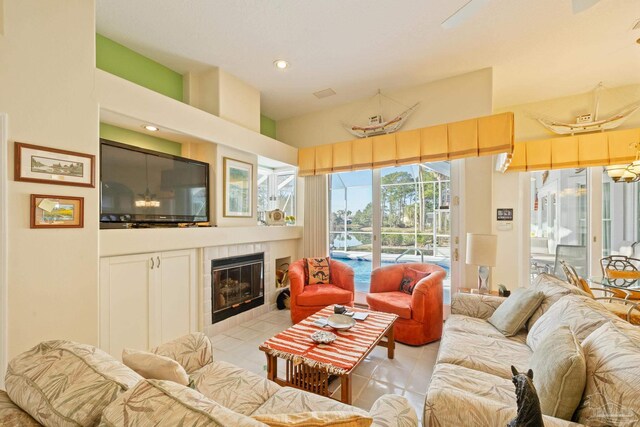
273, 59, 289, 70
143, 125, 159, 132
637, 37, 640, 44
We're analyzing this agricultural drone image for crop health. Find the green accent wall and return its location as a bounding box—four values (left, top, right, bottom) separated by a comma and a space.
100, 123, 182, 156
260, 115, 277, 139
96, 34, 184, 101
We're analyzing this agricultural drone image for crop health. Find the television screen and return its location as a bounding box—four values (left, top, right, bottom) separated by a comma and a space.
100, 139, 209, 224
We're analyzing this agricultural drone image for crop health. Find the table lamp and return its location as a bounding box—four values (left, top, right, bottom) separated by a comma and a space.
466, 233, 497, 292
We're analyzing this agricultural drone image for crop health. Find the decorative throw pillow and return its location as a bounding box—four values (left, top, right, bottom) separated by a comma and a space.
122, 348, 190, 386
487, 287, 544, 336
252, 411, 373, 427
529, 325, 586, 420
151, 332, 213, 374
576, 321, 640, 426
399, 267, 431, 294
526, 273, 590, 330
306, 257, 331, 285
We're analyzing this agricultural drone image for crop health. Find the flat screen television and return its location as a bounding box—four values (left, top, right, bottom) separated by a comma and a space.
100, 139, 209, 225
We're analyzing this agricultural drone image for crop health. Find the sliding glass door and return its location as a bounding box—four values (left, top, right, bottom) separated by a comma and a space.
329, 170, 373, 293
329, 162, 451, 302
529, 168, 588, 280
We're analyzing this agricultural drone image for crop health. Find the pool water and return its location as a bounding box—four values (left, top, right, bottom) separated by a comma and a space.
334, 257, 450, 294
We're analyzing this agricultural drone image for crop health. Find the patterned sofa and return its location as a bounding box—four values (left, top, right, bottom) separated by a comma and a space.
424, 273, 640, 426
0, 333, 417, 426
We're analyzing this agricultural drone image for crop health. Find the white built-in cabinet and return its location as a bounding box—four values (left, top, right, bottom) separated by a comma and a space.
99, 249, 197, 359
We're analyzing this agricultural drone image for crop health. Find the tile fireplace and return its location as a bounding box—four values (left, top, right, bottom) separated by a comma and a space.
211, 252, 264, 324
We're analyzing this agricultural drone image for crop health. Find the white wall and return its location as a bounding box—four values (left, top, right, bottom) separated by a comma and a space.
0, 0, 99, 358
277, 68, 493, 147
184, 67, 261, 133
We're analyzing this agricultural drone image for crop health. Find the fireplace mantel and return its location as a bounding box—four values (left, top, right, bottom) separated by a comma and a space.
100, 225, 302, 257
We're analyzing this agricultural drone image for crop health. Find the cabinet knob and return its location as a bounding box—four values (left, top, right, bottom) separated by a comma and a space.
150, 257, 155, 269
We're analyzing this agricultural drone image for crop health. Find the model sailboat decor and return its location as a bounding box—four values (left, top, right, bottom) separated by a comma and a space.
536, 83, 640, 135
343, 91, 419, 138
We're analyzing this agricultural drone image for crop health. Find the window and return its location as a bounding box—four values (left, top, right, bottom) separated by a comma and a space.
328, 162, 451, 302
257, 166, 296, 224
601, 169, 639, 257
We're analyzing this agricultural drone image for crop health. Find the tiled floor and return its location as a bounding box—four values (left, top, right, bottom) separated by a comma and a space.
209, 308, 439, 425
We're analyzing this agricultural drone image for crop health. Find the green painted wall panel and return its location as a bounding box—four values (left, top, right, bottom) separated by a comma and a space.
96, 34, 183, 101
260, 115, 277, 139
99, 123, 182, 156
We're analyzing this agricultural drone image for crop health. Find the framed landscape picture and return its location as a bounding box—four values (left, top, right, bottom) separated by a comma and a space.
30, 194, 84, 228
223, 157, 253, 217
15, 142, 95, 187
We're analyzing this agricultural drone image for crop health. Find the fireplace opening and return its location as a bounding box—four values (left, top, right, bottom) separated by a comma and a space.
212, 252, 264, 324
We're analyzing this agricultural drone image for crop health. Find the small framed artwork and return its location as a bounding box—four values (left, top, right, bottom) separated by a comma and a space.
15, 142, 95, 187
223, 157, 253, 217
30, 194, 84, 228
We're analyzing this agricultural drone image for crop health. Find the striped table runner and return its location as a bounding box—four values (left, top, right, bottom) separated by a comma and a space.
260, 306, 398, 375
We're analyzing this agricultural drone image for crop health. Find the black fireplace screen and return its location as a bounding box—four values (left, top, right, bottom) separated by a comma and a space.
212, 253, 264, 323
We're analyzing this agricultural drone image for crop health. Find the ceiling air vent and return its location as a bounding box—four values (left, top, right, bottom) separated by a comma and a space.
313, 88, 336, 99
633, 19, 640, 30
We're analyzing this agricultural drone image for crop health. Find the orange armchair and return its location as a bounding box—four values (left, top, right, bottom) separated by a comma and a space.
366, 263, 445, 346
288, 259, 355, 323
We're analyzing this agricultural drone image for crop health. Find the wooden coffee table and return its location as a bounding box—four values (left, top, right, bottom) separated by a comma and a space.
259, 306, 398, 404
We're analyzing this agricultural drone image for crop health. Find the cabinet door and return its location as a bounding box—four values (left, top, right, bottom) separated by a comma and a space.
157, 249, 197, 345
100, 253, 156, 359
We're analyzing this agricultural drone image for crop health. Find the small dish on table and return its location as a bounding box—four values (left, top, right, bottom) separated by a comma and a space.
310, 330, 337, 344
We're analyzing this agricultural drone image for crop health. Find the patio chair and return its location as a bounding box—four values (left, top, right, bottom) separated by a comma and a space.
552, 244, 587, 280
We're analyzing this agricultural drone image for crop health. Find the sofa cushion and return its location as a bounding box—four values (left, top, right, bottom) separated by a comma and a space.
366, 291, 412, 319
487, 287, 543, 336
0, 390, 40, 427
444, 314, 527, 344
527, 273, 590, 330
450, 292, 506, 320
296, 284, 352, 307
100, 379, 266, 426
526, 294, 623, 351
253, 387, 368, 416
252, 411, 372, 427
5, 340, 142, 427
306, 257, 331, 285
424, 363, 582, 427
191, 360, 280, 416
122, 348, 190, 386
151, 332, 213, 374
530, 325, 586, 420
436, 329, 531, 379
575, 321, 640, 426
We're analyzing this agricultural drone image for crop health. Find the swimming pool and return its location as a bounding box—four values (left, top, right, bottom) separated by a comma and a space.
333, 257, 450, 294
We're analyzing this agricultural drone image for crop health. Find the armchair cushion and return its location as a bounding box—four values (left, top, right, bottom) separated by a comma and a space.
296, 284, 353, 307
366, 292, 412, 320
399, 267, 430, 294
305, 257, 331, 285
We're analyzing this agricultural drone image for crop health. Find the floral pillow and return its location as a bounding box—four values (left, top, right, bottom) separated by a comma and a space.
400, 267, 430, 294
305, 257, 331, 285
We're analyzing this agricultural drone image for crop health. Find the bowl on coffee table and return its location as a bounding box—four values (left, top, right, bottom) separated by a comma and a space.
327, 314, 356, 331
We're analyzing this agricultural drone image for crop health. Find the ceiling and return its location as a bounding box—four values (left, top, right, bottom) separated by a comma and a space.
96, 0, 640, 121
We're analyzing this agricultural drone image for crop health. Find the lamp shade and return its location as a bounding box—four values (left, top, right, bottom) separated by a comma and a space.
466, 233, 497, 267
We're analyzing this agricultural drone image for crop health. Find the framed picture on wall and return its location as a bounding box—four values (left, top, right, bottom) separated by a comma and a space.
15, 142, 95, 187
30, 194, 84, 228
223, 157, 253, 217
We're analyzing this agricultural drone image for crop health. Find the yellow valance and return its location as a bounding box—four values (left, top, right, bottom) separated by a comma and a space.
501, 127, 640, 172
298, 112, 514, 176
